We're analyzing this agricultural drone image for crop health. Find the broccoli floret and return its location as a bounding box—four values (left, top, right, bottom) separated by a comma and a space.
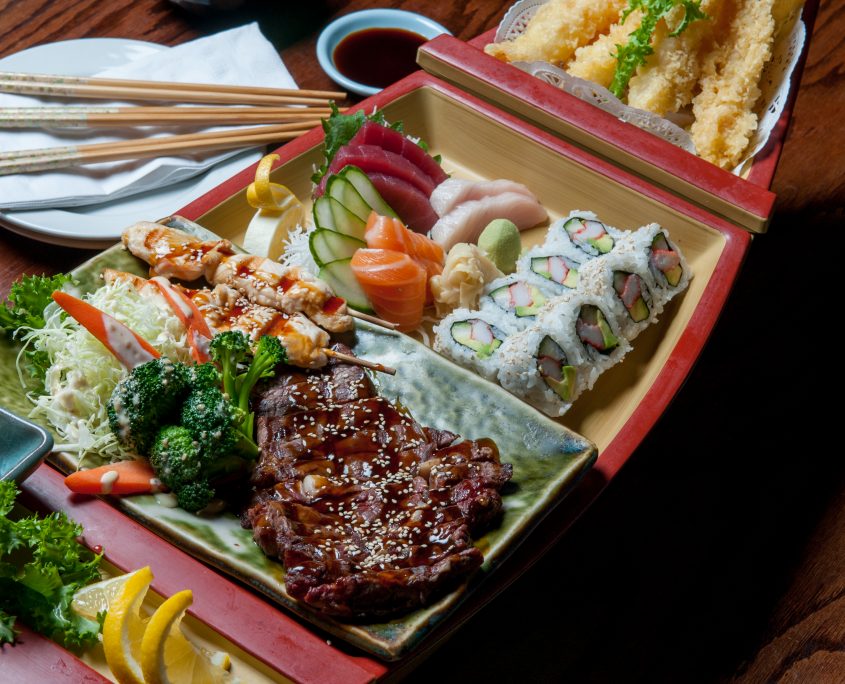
107, 358, 190, 456
173, 481, 216, 514
180, 385, 258, 460
150, 425, 252, 513
149, 425, 203, 486
209, 331, 250, 401
188, 362, 221, 391
210, 331, 286, 441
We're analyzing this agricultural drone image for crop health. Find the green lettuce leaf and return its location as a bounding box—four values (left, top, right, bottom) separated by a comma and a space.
0, 481, 103, 649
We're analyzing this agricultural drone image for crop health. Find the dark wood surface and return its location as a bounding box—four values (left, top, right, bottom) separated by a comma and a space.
0, 1, 842, 682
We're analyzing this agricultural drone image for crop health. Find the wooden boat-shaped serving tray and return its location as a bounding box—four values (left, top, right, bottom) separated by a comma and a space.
3, 70, 749, 673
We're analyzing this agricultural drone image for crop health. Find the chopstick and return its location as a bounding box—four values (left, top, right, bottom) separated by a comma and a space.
0, 106, 337, 128
0, 121, 320, 175
0, 71, 346, 101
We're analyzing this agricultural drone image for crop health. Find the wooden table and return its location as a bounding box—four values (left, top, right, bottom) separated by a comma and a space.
0, 1, 841, 681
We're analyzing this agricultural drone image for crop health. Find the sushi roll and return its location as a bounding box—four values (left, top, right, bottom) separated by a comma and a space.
577, 251, 663, 340
546, 210, 627, 259
516, 244, 583, 292
620, 223, 692, 307
479, 273, 558, 330
497, 324, 590, 417
433, 308, 517, 381
539, 291, 632, 388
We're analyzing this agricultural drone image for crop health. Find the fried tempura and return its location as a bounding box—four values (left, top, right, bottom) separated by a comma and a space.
566, 10, 643, 88
484, 0, 627, 66
626, 0, 731, 116
690, 0, 776, 168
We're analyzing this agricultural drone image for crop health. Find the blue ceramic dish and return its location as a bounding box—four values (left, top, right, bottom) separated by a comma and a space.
316, 9, 451, 96
0, 407, 52, 483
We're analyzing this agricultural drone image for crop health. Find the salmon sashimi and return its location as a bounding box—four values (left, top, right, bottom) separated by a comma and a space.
364, 212, 445, 265
350, 249, 427, 330
364, 212, 444, 303
349, 121, 448, 187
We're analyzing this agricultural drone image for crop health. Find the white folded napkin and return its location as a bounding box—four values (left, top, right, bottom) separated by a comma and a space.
0, 23, 296, 211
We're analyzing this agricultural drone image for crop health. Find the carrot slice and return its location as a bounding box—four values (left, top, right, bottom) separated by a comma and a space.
52, 291, 159, 369
65, 459, 163, 496
150, 277, 212, 363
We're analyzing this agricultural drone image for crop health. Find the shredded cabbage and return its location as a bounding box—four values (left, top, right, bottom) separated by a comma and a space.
18, 279, 191, 465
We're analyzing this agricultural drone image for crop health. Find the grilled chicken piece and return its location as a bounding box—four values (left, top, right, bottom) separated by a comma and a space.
122, 222, 234, 281
204, 254, 352, 333
191, 285, 330, 368
122, 222, 353, 333
103, 270, 329, 368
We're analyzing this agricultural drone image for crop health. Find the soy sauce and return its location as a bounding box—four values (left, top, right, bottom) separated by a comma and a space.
333, 28, 427, 89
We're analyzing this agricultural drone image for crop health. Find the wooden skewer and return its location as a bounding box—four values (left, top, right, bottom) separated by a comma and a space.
349, 310, 401, 330
0, 74, 344, 107
0, 106, 337, 128
324, 349, 396, 375
0, 71, 347, 100
0, 121, 320, 175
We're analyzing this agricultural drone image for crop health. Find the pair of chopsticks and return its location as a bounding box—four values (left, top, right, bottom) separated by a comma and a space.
0, 71, 346, 176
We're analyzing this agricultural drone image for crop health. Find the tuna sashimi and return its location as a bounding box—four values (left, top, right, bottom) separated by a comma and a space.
430, 191, 548, 251
368, 173, 439, 233
349, 121, 448, 187
430, 178, 539, 218
317, 145, 436, 198
350, 248, 427, 330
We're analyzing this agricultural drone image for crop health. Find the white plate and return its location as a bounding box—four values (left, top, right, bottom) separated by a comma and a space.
0, 38, 261, 249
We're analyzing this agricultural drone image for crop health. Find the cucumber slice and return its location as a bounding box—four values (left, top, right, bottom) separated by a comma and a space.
309, 229, 366, 268
328, 197, 366, 240
319, 258, 374, 313
326, 175, 372, 222
313, 195, 337, 232
340, 165, 398, 218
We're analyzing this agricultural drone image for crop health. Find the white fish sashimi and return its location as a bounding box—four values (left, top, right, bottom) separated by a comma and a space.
430, 191, 548, 251
430, 178, 540, 217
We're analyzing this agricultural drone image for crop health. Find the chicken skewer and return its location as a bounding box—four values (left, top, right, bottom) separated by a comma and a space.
124, 222, 379, 333
102, 269, 395, 374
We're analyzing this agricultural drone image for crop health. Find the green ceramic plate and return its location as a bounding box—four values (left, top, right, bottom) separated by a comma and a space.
1, 222, 597, 660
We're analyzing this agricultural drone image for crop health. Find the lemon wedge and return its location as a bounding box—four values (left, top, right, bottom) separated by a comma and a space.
71, 567, 150, 622
102, 565, 154, 684
243, 152, 305, 259
140, 589, 232, 684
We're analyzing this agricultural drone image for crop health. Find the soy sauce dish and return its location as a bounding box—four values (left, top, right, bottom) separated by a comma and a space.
317, 9, 451, 97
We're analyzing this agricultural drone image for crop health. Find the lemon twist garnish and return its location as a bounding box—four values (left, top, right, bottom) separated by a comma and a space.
246, 153, 300, 213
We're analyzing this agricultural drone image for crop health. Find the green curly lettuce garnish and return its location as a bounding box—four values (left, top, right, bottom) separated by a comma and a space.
311, 103, 439, 185
0, 273, 74, 384
0, 480, 104, 649
609, 0, 708, 100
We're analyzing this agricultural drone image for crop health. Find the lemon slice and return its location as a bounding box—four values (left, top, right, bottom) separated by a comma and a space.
71, 567, 150, 621
103, 565, 154, 684
243, 152, 305, 259
140, 589, 232, 684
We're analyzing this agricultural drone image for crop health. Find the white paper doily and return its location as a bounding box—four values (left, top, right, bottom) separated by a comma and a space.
493, 0, 806, 174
